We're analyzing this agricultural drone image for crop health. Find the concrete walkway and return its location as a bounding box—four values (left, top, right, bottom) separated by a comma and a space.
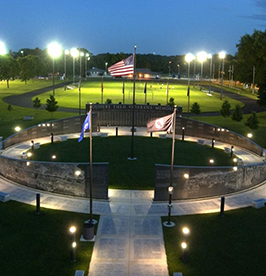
1, 127, 266, 276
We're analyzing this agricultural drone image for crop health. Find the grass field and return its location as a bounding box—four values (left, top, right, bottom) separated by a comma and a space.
0, 79, 76, 139
0, 200, 98, 276
36, 79, 244, 112
28, 136, 234, 189
162, 207, 266, 276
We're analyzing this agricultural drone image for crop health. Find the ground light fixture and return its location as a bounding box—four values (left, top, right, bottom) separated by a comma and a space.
233, 158, 238, 163
0, 41, 7, 55
182, 227, 190, 235
75, 170, 81, 176
14, 126, 21, 132
209, 159, 214, 165
51, 155, 56, 160
247, 133, 253, 138
70, 242, 76, 262
181, 242, 188, 262
27, 152, 32, 159
69, 226, 76, 242
233, 166, 238, 171
48, 42, 62, 96
184, 173, 189, 179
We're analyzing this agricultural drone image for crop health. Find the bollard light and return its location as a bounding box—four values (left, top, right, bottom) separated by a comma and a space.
182, 227, 190, 235
184, 173, 189, 179
209, 159, 214, 165
27, 152, 32, 159
15, 126, 21, 132
212, 138, 215, 149
247, 133, 253, 138
181, 242, 188, 263
233, 166, 238, 171
52, 155, 56, 160
70, 241, 76, 262
230, 145, 234, 157
69, 226, 76, 242
75, 170, 81, 176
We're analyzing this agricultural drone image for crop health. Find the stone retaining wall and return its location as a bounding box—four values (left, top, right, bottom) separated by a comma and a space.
154, 163, 266, 201
0, 155, 109, 200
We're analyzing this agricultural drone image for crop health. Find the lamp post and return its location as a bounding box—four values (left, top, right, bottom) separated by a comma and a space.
79, 52, 84, 78
177, 64, 180, 79
64, 50, 69, 91
48, 42, 62, 97
167, 185, 174, 225
69, 226, 76, 242
168, 61, 172, 79
70, 242, 76, 262
71, 48, 79, 84
208, 54, 212, 94
20, 50, 24, 57
185, 53, 195, 118
105, 62, 108, 76
0, 41, 7, 55
181, 242, 188, 263
219, 51, 226, 100
212, 138, 215, 149
197, 51, 207, 91
85, 54, 90, 80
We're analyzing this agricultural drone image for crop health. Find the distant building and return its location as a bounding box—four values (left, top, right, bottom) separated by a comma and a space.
89, 67, 105, 76
126, 68, 160, 79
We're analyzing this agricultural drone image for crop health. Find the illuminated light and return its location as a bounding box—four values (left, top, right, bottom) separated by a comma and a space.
69, 226, 76, 233
38, 124, 41, 127
247, 133, 253, 138
86, 53, 89, 57
209, 159, 214, 164
207, 54, 212, 59
181, 242, 187, 249
70, 48, 79, 58
72, 242, 76, 248
26, 161, 30, 166
233, 158, 238, 163
139, 74, 143, 78
80, 52, 84, 57
52, 124, 54, 127
217, 128, 220, 131
213, 139, 216, 143
226, 130, 229, 132
75, 170, 81, 176
42, 124, 46, 127
0, 41, 7, 55
221, 128, 225, 132
233, 166, 238, 171
182, 127, 185, 130
27, 152, 32, 158
48, 42, 62, 58
219, 51, 226, 59
47, 123, 50, 127
144, 74, 150, 78
65, 49, 69, 55
182, 227, 190, 235
14, 126, 21, 132
184, 173, 189, 179
52, 155, 56, 160
168, 186, 174, 194
185, 53, 195, 63
197, 51, 207, 62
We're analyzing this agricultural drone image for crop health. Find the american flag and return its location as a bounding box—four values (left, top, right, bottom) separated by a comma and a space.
108, 55, 134, 77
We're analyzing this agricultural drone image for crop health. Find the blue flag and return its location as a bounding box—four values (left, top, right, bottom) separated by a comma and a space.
78, 111, 90, 142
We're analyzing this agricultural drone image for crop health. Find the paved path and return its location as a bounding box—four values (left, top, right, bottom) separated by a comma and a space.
1, 127, 265, 276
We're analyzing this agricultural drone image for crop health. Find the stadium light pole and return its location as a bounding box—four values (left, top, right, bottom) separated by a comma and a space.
71, 48, 79, 84
197, 51, 207, 91
80, 52, 84, 78
208, 54, 212, 94
48, 42, 62, 97
85, 53, 89, 80
0, 41, 7, 56
105, 62, 108, 76
64, 50, 69, 91
219, 51, 226, 100
168, 61, 172, 79
185, 53, 195, 118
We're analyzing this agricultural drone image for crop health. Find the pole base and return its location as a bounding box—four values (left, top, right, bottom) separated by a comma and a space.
127, 157, 137, 161
163, 221, 175, 228
83, 223, 95, 240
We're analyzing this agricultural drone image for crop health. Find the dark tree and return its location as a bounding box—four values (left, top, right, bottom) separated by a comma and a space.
0, 56, 18, 88
46, 95, 58, 118
232, 105, 243, 122
220, 100, 231, 118
257, 84, 266, 107
168, 97, 175, 106
245, 112, 259, 129
190, 102, 201, 114
33, 97, 41, 114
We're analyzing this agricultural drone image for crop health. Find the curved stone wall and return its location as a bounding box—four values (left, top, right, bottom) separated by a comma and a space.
0, 155, 109, 200
154, 163, 266, 201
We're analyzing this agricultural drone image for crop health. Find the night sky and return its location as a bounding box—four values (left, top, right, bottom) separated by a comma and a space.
1, 0, 266, 56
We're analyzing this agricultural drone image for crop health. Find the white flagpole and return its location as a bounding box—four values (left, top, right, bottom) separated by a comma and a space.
89, 103, 93, 224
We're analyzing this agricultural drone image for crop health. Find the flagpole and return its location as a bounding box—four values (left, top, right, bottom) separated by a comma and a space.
129, 45, 137, 160
167, 105, 177, 225
89, 103, 93, 225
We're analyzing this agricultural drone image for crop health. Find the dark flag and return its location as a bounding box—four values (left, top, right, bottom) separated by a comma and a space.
147, 113, 174, 133
187, 87, 190, 97
144, 82, 147, 94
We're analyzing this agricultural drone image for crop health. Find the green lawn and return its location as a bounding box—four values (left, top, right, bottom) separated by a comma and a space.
36, 79, 243, 112
0, 79, 76, 139
193, 111, 266, 148
28, 136, 233, 190
162, 207, 266, 276
0, 200, 98, 276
